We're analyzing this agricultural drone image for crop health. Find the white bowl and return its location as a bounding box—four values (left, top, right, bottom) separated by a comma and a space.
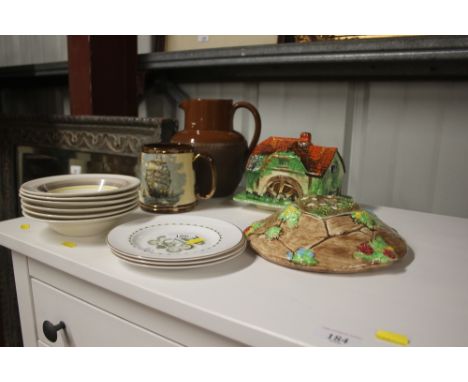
21, 203, 137, 220
20, 192, 138, 207
22, 208, 137, 237
21, 197, 138, 214
20, 174, 140, 198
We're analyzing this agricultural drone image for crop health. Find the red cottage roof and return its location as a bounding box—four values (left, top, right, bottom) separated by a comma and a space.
252, 132, 341, 176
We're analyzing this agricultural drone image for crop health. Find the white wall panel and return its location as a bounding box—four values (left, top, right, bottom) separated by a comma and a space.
348, 82, 405, 206
348, 81, 468, 218
258, 82, 349, 151
431, 83, 468, 217
137, 36, 152, 54
391, 83, 445, 213
0, 36, 67, 67
0, 35, 153, 66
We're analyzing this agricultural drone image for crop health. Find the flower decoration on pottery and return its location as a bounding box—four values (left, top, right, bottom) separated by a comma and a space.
265, 226, 282, 240
279, 204, 301, 228
287, 248, 318, 266
243, 221, 264, 237
351, 210, 380, 229
353, 236, 398, 264
147, 234, 207, 253
233, 132, 346, 209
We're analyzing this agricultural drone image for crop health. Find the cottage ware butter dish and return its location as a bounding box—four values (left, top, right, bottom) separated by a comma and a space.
234, 132, 345, 210
244, 195, 407, 273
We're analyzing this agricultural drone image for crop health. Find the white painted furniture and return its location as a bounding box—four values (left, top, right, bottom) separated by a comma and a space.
1, 199, 467, 346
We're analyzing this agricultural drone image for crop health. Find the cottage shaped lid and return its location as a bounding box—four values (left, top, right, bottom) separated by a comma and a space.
244, 195, 407, 273
251, 132, 341, 176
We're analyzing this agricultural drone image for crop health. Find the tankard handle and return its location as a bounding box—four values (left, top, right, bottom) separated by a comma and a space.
193, 153, 217, 199
232, 101, 262, 155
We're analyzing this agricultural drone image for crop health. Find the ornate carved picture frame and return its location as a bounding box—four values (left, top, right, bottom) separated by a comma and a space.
0, 114, 177, 346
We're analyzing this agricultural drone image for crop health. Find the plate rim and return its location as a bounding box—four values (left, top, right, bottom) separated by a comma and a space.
20, 174, 140, 198
111, 243, 246, 269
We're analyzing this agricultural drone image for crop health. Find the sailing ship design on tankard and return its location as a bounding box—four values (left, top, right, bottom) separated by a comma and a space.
144, 155, 184, 204
139, 143, 216, 213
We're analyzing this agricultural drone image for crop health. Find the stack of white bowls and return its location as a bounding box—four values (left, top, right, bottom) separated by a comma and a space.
20, 174, 140, 237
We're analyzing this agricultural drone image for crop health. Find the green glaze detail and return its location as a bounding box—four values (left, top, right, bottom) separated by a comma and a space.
245, 154, 265, 192
251, 221, 264, 231
244, 221, 264, 237
287, 247, 318, 266
261, 152, 307, 176
233, 191, 293, 208
265, 226, 282, 240
279, 204, 301, 228
310, 177, 325, 195
370, 236, 389, 252
353, 236, 396, 264
351, 210, 379, 229
246, 171, 261, 192
309, 154, 344, 195
301, 195, 358, 217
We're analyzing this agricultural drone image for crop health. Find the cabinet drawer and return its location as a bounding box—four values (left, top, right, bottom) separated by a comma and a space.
31, 279, 180, 347
29, 259, 243, 346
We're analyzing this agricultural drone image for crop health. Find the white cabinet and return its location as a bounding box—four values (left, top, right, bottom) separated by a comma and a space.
3, 201, 468, 346
31, 278, 180, 347
12, 254, 242, 347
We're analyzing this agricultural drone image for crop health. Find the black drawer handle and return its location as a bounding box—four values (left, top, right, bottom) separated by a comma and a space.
42, 320, 66, 342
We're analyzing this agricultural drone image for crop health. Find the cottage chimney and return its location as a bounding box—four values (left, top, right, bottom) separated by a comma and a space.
298, 132, 312, 147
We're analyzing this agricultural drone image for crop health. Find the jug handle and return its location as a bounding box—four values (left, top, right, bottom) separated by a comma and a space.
232, 101, 262, 155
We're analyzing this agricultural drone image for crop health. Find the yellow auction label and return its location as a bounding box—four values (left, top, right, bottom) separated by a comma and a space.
375, 330, 410, 346
61, 241, 77, 248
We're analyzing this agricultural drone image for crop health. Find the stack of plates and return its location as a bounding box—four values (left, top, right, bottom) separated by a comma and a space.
107, 215, 246, 269
20, 174, 140, 237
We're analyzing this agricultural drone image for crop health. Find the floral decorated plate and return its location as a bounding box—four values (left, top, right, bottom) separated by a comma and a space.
107, 215, 245, 262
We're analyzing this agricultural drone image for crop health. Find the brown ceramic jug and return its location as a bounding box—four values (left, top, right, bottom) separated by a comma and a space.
171, 98, 261, 197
